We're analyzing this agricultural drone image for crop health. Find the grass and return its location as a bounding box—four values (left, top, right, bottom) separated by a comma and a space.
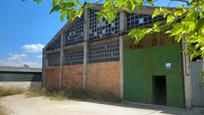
26, 88, 88, 101
0, 86, 25, 97
26, 88, 66, 100
0, 85, 87, 101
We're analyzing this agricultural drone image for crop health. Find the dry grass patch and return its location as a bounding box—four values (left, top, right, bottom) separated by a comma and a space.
26, 88, 88, 101
26, 88, 66, 100
0, 86, 25, 97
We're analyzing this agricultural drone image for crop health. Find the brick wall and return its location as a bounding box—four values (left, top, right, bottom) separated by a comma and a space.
62, 65, 83, 91
87, 61, 120, 101
44, 67, 60, 90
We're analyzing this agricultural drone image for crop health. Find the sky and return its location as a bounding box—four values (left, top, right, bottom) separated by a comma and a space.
0, 0, 185, 68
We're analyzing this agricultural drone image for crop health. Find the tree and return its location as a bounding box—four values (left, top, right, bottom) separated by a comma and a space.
32, 0, 204, 75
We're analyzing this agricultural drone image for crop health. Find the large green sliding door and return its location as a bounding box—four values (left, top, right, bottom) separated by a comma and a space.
123, 41, 184, 108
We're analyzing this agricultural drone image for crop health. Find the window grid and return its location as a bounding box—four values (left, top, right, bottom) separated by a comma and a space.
47, 40, 61, 51
65, 15, 84, 46
89, 9, 120, 41
89, 41, 119, 63
64, 48, 84, 65
47, 52, 60, 66
127, 13, 163, 29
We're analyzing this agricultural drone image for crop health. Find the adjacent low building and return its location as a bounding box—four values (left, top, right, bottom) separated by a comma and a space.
43, 4, 204, 108
0, 66, 42, 89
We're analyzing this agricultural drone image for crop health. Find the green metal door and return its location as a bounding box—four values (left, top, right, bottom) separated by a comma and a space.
123, 43, 184, 108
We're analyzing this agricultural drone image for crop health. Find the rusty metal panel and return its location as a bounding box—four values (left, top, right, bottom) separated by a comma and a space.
190, 61, 204, 107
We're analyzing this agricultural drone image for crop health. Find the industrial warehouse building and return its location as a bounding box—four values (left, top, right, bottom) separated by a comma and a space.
43, 4, 204, 108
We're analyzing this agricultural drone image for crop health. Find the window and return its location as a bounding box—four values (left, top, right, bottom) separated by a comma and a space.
89, 40, 119, 63
127, 13, 163, 29
65, 15, 84, 46
139, 18, 144, 24
89, 9, 120, 41
64, 47, 84, 65
46, 39, 61, 51
47, 52, 60, 66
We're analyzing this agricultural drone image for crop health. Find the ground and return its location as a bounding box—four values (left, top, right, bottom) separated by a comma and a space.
0, 94, 204, 115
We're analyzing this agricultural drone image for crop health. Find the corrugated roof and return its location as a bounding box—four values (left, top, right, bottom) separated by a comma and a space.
0, 66, 42, 73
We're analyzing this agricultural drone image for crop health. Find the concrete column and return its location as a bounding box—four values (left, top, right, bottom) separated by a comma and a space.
59, 34, 64, 89
83, 8, 90, 92
119, 36, 124, 100
182, 38, 192, 109
202, 58, 204, 84
120, 11, 127, 32
119, 11, 127, 100
42, 48, 46, 88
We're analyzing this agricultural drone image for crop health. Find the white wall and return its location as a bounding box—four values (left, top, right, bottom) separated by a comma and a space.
0, 82, 41, 89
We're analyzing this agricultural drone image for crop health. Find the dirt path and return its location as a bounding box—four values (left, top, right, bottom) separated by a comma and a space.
0, 94, 204, 115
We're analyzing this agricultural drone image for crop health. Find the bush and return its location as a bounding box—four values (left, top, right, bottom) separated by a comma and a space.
0, 86, 25, 97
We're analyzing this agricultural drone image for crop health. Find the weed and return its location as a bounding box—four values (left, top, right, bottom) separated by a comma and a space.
0, 86, 25, 97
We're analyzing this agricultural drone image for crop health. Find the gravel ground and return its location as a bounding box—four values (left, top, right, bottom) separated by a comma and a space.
0, 94, 204, 115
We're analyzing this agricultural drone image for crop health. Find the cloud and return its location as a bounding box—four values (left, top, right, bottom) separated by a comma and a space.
36, 55, 42, 58
22, 44, 45, 53
0, 43, 45, 68
7, 53, 27, 62
0, 53, 42, 68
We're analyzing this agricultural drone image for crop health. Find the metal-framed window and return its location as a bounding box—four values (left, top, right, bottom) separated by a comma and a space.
89, 40, 120, 63
63, 47, 84, 65
127, 13, 163, 29
47, 52, 60, 66
89, 9, 120, 41
65, 15, 84, 46
46, 40, 61, 51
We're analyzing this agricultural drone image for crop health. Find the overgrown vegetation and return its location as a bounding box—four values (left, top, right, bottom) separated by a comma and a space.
0, 86, 25, 97
0, 85, 87, 100
26, 88, 88, 101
